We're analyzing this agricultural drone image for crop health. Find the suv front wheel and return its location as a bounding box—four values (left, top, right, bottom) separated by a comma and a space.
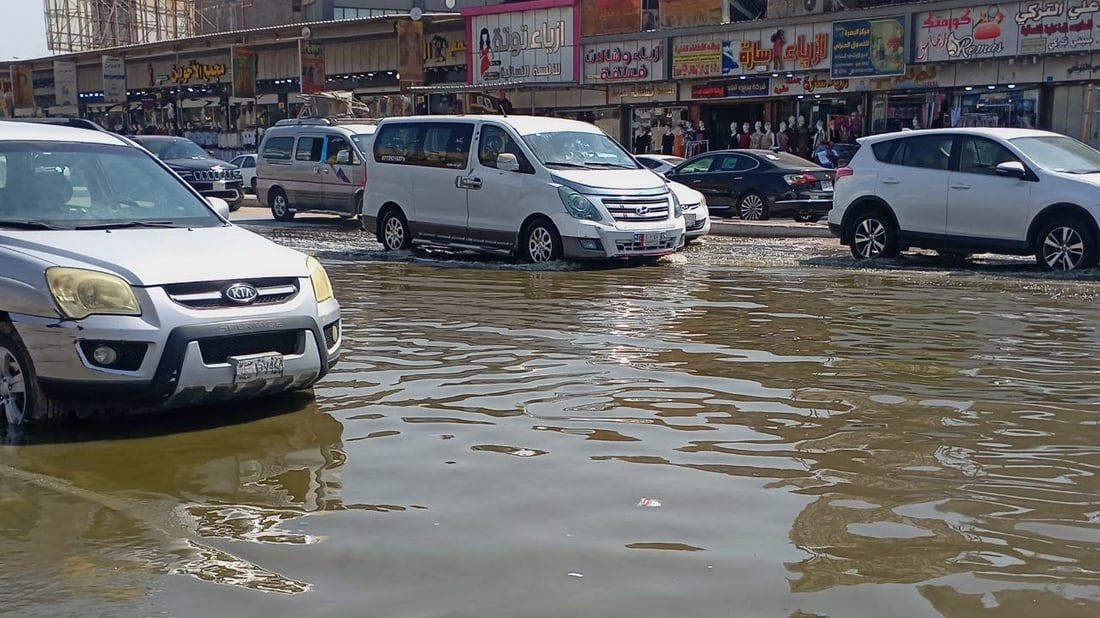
1035, 218, 1098, 271
849, 210, 899, 260
0, 323, 65, 427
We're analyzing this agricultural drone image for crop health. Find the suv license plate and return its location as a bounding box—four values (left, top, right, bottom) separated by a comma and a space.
820, 180, 833, 190
685, 213, 697, 226
213, 180, 226, 190
231, 353, 284, 383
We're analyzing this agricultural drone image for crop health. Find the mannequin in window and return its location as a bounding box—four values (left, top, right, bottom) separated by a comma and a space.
763, 121, 777, 150
795, 115, 810, 159
749, 120, 763, 149
785, 115, 797, 153
729, 122, 738, 149
662, 124, 674, 154
738, 122, 752, 149
812, 120, 827, 152
777, 120, 790, 152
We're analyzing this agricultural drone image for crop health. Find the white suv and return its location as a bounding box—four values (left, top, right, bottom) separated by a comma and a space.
828, 128, 1100, 271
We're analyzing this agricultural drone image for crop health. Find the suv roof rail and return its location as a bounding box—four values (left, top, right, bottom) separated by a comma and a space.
3, 117, 110, 132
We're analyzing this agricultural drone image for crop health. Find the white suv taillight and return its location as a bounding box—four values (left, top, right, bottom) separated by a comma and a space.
836, 167, 853, 179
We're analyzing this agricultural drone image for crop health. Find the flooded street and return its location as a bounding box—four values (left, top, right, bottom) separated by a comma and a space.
4, 226, 1100, 618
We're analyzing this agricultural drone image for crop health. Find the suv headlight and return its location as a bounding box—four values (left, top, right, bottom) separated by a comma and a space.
307, 256, 334, 303
556, 186, 603, 222
45, 267, 141, 320
671, 192, 683, 218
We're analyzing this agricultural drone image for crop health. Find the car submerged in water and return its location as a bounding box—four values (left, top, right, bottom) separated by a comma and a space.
0, 120, 341, 427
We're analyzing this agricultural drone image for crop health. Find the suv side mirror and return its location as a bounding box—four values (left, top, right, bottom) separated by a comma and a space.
336, 149, 350, 164
206, 196, 231, 219
497, 153, 520, 172
995, 161, 1027, 178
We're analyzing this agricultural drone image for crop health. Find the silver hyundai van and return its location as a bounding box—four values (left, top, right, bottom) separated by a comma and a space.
255, 118, 377, 221
0, 120, 342, 427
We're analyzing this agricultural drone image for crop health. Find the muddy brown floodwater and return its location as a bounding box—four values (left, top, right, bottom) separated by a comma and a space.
3, 234, 1100, 618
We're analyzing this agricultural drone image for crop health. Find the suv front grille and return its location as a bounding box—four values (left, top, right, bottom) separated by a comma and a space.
163, 278, 300, 309
192, 169, 242, 181
602, 197, 670, 223
198, 331, 302, 365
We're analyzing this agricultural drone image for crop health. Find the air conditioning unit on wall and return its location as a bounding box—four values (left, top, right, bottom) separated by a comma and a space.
797, 0, 825, 15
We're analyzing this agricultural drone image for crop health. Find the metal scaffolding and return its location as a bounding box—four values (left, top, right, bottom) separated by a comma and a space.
43, 0, 214, 52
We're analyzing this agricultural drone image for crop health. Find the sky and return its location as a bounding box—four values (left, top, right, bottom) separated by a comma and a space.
0, 0, 52, 61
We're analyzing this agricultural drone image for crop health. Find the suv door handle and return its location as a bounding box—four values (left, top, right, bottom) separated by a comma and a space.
950, 183, 970, 190
882, 178, 900, 185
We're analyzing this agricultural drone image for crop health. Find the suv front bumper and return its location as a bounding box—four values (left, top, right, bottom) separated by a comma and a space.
14, 313, 341, 410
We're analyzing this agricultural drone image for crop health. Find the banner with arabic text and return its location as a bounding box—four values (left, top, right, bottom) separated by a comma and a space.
581, 40, 665, 83
300, 40, 326, 94
832, 16, 905, 78
464, 0, 578, 85
232, 46, 256, 98
581, 0, 642, 36
53, 61, 77, 106
102, 55, 126, 105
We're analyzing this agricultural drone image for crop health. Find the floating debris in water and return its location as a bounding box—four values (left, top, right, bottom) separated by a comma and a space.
637, 497, 662, 508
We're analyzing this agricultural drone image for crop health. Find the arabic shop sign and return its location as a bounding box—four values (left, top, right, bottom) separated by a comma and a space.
582, 40, 665, 83
689, 77, 769, 99
464, 0, 577, 85
831, 16, 906, 78
424, 30, 467, 66
723, 24, 831, 76
771, 72, 853, 96
672, 40, 722, 78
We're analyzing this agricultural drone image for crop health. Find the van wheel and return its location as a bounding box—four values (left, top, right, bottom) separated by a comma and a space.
522, 218, 562, 263
379, 208, 412, 251
270, 188, 294, 222
850, 210, 899, 260
1035, 218, 1097, 271
0, 322, 65, 428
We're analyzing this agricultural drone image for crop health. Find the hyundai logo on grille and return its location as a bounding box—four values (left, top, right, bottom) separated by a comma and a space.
634, 205, 651, 216
223, 282, 259, 304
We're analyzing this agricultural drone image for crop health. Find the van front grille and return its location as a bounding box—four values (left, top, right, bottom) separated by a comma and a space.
601, 197, 670, 223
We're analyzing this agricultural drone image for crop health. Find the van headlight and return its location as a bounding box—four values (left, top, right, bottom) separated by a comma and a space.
45, 267, 141, 320
557, 186, 603, 222
671, 192, 683, 218
307, 256, 334, 303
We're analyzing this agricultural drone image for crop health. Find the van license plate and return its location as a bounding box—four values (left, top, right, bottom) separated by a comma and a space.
231, 353, 284, 383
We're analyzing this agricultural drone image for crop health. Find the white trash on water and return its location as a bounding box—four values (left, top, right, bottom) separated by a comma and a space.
637, 497, 662, 508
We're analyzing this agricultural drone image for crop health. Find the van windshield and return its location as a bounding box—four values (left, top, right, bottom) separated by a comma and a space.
520, 131, 640, 169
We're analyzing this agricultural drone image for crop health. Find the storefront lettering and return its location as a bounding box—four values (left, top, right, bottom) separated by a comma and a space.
921, 30, 1006, 59
425, 35, 466, 64
490, 20, 566, 56
672, 42, 721, 78
921, 8, 973, 30
1021, 18, 1094, 35
584, 45, 663, 65
597, 65, 649, 80
738, 33, 828, 70
1015, 0, 1069, 24
1068, 0, 1100, 18
489, 62, 563, 79
802, 75, 850, 93
170, 60, 226, 85
1066, 60, 1100, 75
691, 83, 726, 98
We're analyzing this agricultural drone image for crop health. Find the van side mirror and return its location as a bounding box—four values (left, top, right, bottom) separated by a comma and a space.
995, 161, 1026, 178
206, 196, 231, 219
336, 149, 350, 164
497, 153, 520, 172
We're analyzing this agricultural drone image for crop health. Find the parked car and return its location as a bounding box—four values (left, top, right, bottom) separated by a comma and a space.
256, 117, 377, 221
636, 154, 685, 176
131, 135, 245, 211
665, 149, 834, 222
829, 127, 1100, 271
0, 120, 341, 426
230, 153, 258, 194
668, 180, 711, 242
361, 115, 686, 263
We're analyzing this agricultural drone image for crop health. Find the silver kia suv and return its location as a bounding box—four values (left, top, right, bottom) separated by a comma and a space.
0, 120, 341, 427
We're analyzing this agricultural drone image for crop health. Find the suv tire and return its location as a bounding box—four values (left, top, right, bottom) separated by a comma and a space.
0, 323, 65, 427
1035, 217, 1098, 271
270, 188, 295, 222
850, 210, 899, 260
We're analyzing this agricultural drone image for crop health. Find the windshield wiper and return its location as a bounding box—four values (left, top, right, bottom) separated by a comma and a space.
543, 161, 590, 169
582, 162, 636, 169
0, 220, 62, 230
1067, 169, 1100, 174
75, 221, 180, 230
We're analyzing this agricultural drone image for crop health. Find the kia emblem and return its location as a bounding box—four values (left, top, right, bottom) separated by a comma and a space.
223, 282, 259, 304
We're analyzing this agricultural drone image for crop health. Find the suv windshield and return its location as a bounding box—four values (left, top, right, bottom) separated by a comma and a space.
520, 130, 639, 169
1010, 135, 1100, 174
0, 142, 220, 230
138, 137, 210, 160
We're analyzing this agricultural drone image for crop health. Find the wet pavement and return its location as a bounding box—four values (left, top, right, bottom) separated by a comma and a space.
3, 221, 1100, 617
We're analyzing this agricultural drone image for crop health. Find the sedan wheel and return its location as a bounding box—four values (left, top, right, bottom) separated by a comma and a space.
738, 193, 767, 220
850, 212, 899, 260
1036, 219, 1097, 271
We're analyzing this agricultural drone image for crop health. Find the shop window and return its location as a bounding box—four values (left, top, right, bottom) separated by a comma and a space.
295, 137, 324, 162
958, 137, 1017, 176
261, 136, 294, 160
888, 136, 952, 171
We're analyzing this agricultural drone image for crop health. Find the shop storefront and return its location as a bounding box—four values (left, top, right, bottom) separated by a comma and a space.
580, 37, 667, 148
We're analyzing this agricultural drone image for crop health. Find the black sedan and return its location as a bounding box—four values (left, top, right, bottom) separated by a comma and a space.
664, 149, 834, 222
132, 135, 245, 211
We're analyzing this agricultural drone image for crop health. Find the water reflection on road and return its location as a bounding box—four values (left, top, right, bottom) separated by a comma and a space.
3, 233, 1100, 617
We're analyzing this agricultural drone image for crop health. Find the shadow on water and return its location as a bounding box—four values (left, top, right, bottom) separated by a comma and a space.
0, 391, 348, 611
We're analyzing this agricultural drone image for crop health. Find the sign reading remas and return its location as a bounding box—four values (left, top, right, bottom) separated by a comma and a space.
582, 40, 664, 83
464, 0, 578, 85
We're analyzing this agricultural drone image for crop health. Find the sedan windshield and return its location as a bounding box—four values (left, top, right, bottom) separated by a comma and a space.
0, 142, 221, 230
139, 138, 210, 160
521, 130, 640, 169
1010, 135, 1100, 174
